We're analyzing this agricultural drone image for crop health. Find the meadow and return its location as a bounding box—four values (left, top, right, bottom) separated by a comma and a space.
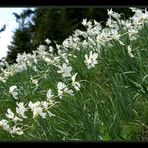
0, 8, 148, 141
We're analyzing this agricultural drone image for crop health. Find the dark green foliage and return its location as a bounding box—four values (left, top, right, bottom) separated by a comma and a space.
6, 8, 133, 64
6, 9, 34, 64
6, 29, 33, 64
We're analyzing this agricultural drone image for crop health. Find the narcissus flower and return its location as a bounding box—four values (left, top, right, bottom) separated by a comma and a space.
84, 51, 98, 69
16, 102, 28, 119
57, 82, 74, 99
45, 38, 51, 44
71, 73, 81, 91
5, 108, 23, 123
9, 85, 19, 100
46, 89, 54, 100
57, 63, 72, 77
0, 119, 10, 131
9, 125, 23, 135
41, 101, 55, 117
28, 101, 47, 119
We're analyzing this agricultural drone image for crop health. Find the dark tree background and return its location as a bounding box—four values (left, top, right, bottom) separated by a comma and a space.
5, 8, 133, 64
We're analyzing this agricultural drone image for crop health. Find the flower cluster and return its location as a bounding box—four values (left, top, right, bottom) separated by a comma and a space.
0, 8, 147, 137
0, 95, 56, 136
84, 51, 98, 69
1, 8, 148, 83
9, 85, 19, 100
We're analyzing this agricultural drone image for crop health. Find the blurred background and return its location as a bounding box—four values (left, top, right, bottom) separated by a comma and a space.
0, 7, 134, 64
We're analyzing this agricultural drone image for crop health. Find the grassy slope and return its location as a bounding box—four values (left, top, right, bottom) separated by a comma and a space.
0, 16, 148, 141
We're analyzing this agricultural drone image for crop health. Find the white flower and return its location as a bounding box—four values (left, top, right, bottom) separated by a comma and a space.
9, 85, 18, 100
107, 9, 121, 19
82, 20, 92, 29
6, 108, 14, 119
57, 82, 74, 99
57, 63, 72, 77
128, 45, 134, 58
9, 125, 23, 135
62, 39, 69, 48
84, 51, 98, 69
107, 9, 113, 16
44, 57, 52, 64
45, 38, 51, 44
0, 119, 10, 131
28, 101, 47, 119
0, 76, 6, 83
37, 45, 46, 51
41, 101, 55, 117
71, 73, 81, 91
41, 101, 49, 110
5, 108, 23, 123
110, 29, 121, 40
49, 46, 54, 53
46, 89, 54, 100
57, 82, 66, 91
82, 18, 87, 26
64, 88, 74, 96
57, 82, 66, 98
16, 102, 28, 118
